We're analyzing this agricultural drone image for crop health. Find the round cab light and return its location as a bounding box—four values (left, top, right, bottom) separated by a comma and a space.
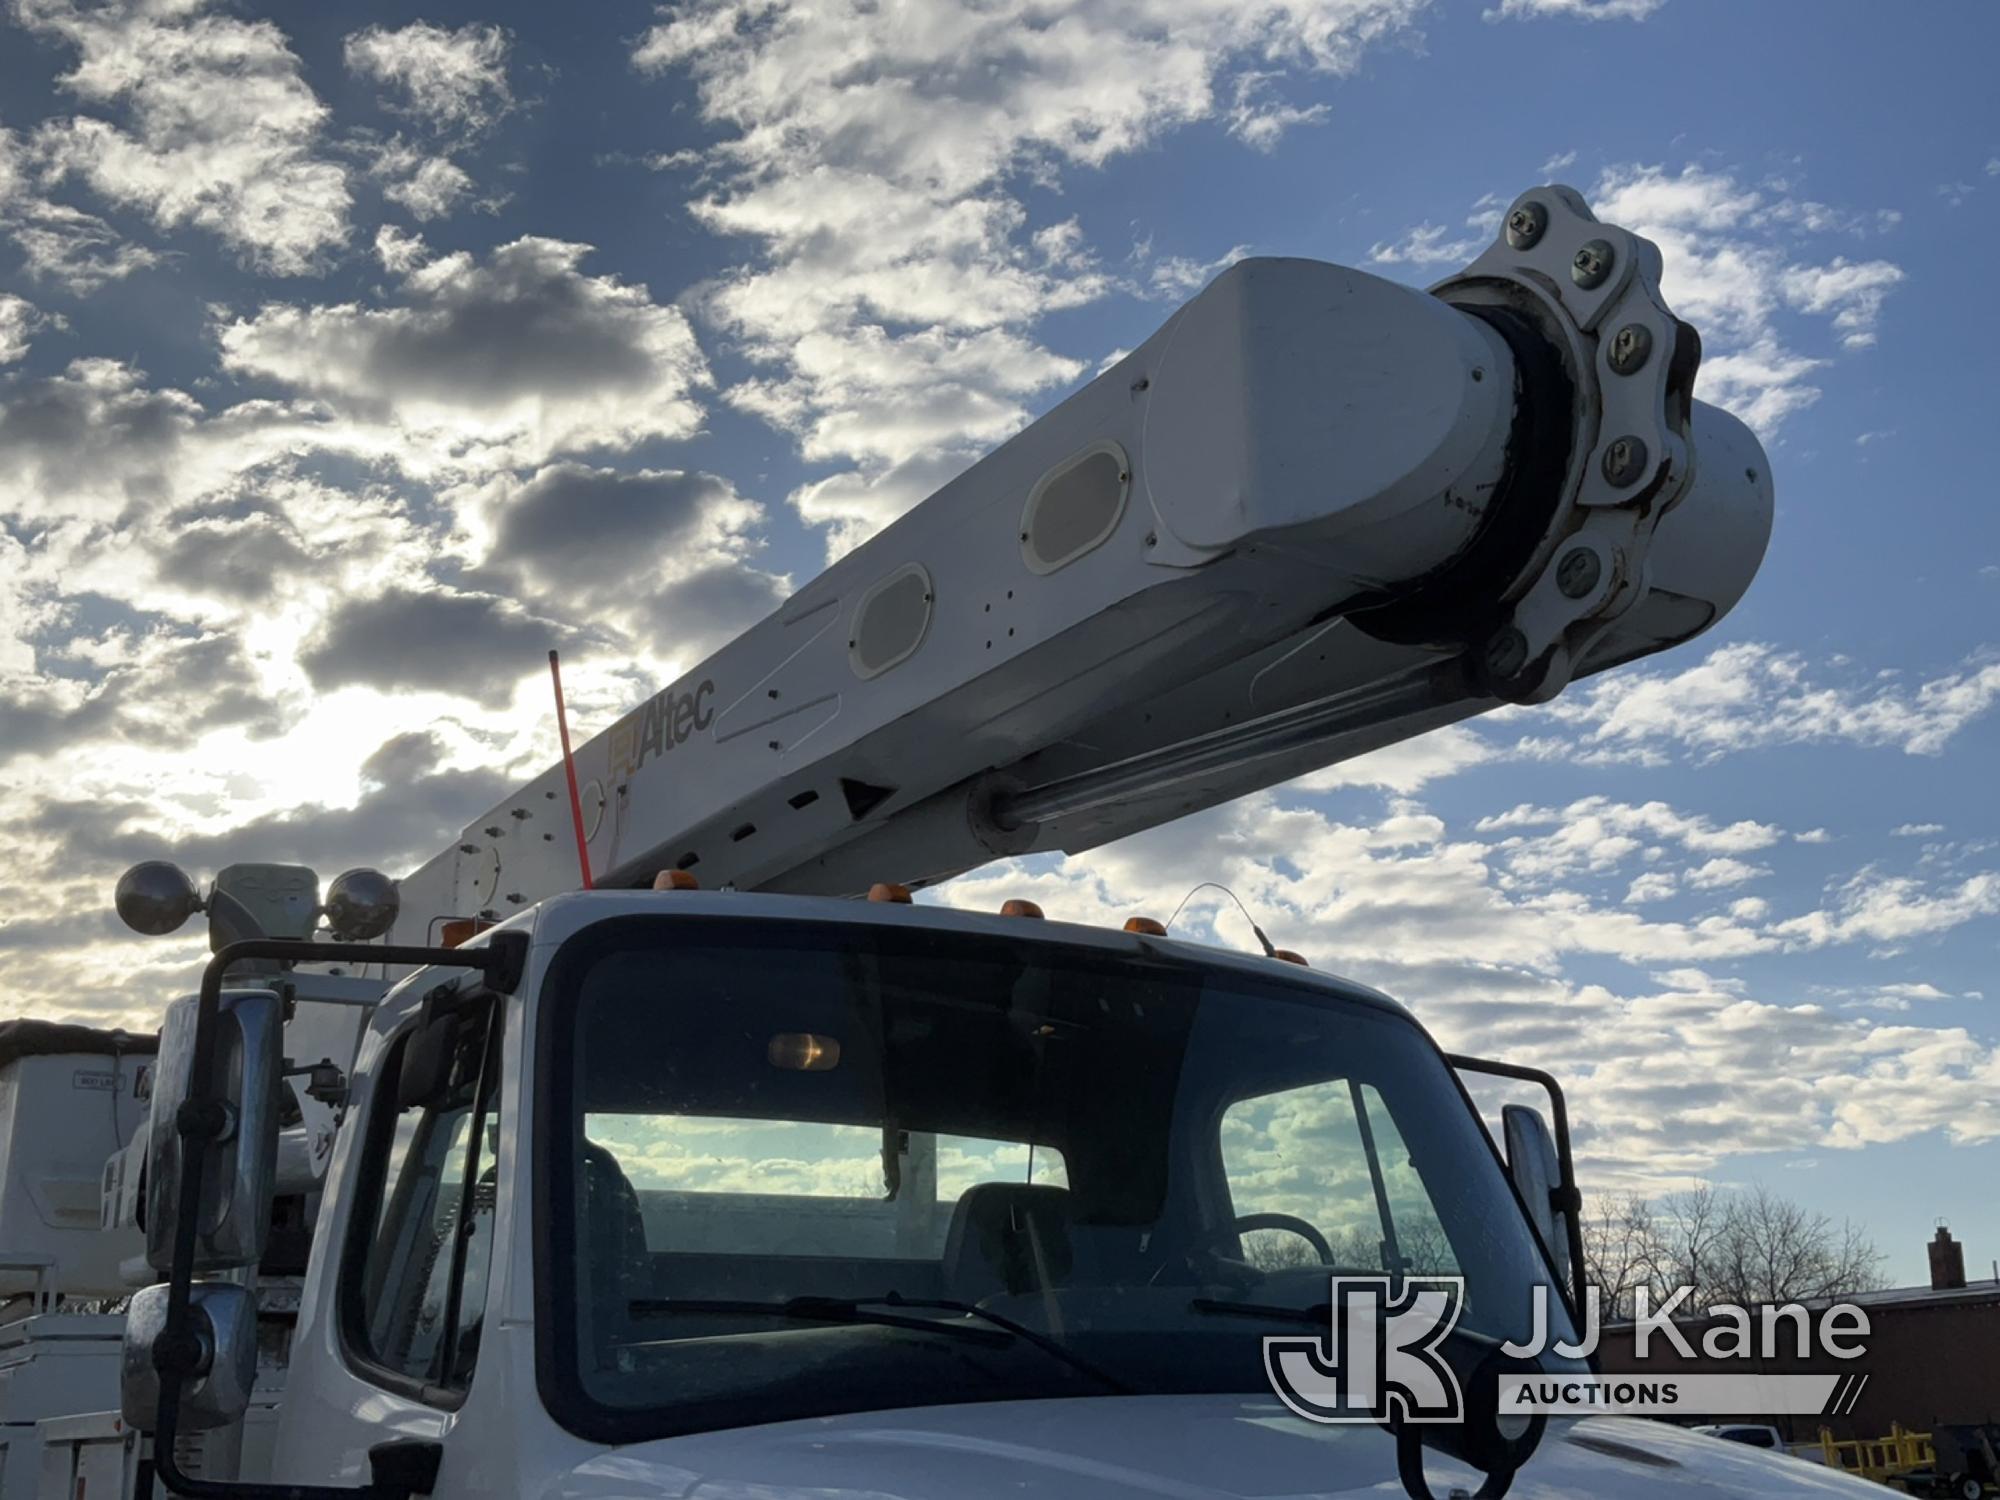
1000, 899, 1045, 919
654, 870, 700, 891
868, 881, 913, 904
769, 1032, 841, 1071
1123, 916, 1167, 936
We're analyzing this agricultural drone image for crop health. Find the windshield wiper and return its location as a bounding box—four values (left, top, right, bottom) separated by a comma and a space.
1188, 1296, 1331, 1326
862, 1294, 1134, 1394
629, 1293, 1132, 1394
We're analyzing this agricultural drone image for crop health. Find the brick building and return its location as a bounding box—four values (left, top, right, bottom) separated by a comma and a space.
1597, 1225, 2000, 1443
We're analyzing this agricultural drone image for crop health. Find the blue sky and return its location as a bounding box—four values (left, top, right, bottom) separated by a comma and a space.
1, 0, 1996, 1288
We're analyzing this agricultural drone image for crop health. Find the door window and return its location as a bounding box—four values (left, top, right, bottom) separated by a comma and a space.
344, 1004, 502, 1399
1220, 1077, 1461, 1275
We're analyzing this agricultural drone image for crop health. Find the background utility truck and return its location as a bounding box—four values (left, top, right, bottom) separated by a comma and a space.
0, 184, 1877, 1499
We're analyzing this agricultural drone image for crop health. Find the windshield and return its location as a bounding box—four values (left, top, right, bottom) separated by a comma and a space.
536, 914, 1573, 1441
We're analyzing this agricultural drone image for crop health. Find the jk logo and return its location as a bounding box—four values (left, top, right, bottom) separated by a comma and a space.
1264, 1276, 1466, 1424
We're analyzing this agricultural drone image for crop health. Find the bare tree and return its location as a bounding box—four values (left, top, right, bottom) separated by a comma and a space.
1583, 1184, 1886, 1312
1703, 1185, 1886, 1306
1243, 1228, 1329, 1272
1581, 1191, 1659, 1320
1654, 1185, 1732, 1307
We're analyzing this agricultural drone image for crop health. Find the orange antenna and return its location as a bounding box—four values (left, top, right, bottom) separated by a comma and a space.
549, 649, 593, 890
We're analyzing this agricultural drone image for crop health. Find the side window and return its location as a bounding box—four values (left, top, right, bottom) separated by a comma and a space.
346, 1005, 501, 1397
1219, 1079, 1461, 1276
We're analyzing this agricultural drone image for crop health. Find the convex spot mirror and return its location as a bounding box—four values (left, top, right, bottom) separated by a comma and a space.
146, 990, 283, 1275
120, 1282, 257, 1433
1501, 1103, 1572, 1290
397, 1005, 470, 1110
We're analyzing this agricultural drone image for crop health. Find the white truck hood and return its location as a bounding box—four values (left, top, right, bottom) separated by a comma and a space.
545, 1396, 1883, 1499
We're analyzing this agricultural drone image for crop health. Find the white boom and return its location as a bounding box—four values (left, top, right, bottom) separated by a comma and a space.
388, 184, 1772, 943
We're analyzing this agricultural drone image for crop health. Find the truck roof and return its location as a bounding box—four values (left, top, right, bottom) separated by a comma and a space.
469, 887, 1413, 1021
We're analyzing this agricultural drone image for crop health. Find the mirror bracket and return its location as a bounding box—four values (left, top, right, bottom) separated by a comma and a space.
138, 932, 525, 1500
1443, 1053, 1588, 1320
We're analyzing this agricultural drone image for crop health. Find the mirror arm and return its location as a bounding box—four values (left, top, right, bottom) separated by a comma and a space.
1443, 1054, 1588, 1320
150, 932, 524, 1500
203, 888, 269, 951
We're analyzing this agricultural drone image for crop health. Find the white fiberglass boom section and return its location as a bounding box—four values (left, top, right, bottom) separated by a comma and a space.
389, 184, 1772, 940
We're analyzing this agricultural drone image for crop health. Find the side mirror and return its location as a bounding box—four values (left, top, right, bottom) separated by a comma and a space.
1502, 1103, 1573, 1289
397, 1008, 466, 1110
120, 1282, 257, 1432
146, 990, 284, 1274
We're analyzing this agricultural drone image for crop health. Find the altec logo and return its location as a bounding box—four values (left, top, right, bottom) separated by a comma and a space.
1264, 1277, 1466, 1424
609, 678, 716, 779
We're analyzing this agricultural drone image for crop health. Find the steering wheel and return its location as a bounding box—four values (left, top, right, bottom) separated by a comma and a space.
1198, 1212, 1336, 1266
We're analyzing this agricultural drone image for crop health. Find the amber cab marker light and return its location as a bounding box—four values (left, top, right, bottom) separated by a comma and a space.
868, 881, 913, 904
439, 917, 491, 949
1123, 916, 1167, 936
1273, 949, 1309, 966
1000, 899, 1045, 919
653, 870, 700, 891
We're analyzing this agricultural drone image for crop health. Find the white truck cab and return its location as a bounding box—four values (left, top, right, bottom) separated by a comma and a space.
118, 891, 1886, 1500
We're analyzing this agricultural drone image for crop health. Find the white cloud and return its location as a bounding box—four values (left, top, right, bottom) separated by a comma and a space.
1478, 798, 1783, 889
1225, 72, 1330, 151
1626, 871, 1677, 904
1695, 337, 1826, 433
373, 224, 427, 274
374, 148, 474, 222
1597, 164, 1901, 430
1367, 222, 1479, 267
938, 791, 2000, 1184
1291, 645, 2000, 803
1149, 243, 1253, 297
726, 323, 1081, 468
0, 295, 46, 363
1540, 149, 1578, 174
471, 462, 787, 656
344, 22, 512, 135
788, 450, 975, 562
1892, 822, 1945, 838
1484, 0, 1666, 19
1365, 161, 1903, 436
0, 124, 159, 295
638, 0, 1428, 552
1540, 642, 2000, 761
1292, 723, 1497, 794
1682, 856, 1769, 890
215, 236, 711, 476
1779, 257, 1904, 350
1590, 161, 1762, 231
0, 358, 328, 528
1772, 871, 2000, 951
21, 0, 350, 275
1494, 163, 1902, 438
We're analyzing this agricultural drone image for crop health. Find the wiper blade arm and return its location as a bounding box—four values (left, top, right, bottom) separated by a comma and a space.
1188, 1297, 1331, 1326
627, 1296, 1012, 1346
856, 1293, 1134, 1395
627, 1293, 1134, 1394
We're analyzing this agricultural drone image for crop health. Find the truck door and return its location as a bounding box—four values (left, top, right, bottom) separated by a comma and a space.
282, 999, 504, 1477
